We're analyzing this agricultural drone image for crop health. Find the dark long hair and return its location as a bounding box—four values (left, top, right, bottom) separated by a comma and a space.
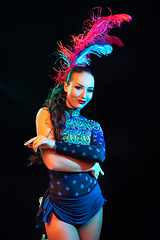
28, 66, 93, 165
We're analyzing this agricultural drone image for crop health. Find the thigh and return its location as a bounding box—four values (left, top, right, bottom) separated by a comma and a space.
77, 208, 103, 240
45, 212, 80, 240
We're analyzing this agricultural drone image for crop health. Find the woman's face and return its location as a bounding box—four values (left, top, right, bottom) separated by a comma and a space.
64, 72, 94, 109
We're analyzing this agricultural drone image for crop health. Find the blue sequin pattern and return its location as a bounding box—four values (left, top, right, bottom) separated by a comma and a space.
63, 109, 91, 145
49, 108, 106, 198
55, 109, 106, 162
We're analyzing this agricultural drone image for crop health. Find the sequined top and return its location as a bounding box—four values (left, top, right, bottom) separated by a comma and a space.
49, 108, 106, 199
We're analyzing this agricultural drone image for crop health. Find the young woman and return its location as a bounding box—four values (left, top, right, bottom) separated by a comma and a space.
24, 8, 131, 239
25, 66, 106, 240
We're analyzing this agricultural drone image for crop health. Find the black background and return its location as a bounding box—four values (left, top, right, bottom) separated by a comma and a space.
0, 0, 159, 239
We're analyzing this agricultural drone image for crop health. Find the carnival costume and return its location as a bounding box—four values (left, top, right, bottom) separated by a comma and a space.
36, 7, 131, 239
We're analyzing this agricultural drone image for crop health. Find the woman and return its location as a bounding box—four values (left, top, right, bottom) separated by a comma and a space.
25, 66, 106, 240
24, 8, 131, 239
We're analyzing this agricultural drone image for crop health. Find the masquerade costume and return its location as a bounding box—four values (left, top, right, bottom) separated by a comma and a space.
36, 108, 106, 237
36, 7, 131, 239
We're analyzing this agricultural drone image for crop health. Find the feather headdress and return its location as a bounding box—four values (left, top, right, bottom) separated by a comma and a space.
52, 7, 132, 84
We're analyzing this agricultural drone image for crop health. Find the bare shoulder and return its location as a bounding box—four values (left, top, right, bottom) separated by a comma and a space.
36, 108, 53, 136
36, 107, 50, 121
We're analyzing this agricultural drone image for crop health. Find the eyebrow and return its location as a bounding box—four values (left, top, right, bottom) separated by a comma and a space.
76, 83, 94, 89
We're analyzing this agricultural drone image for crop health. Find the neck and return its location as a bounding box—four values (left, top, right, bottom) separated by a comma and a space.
65, 99, 76, 110
65, 105, 80, 112
65, 99, 81, 111
65, 106, 81, 117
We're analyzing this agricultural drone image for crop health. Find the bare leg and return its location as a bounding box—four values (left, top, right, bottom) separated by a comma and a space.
45, 213, 80, 240
77, 208, 103, 240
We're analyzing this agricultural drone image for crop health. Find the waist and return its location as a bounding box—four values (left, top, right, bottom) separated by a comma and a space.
49, 171, 98, 198
49, 183, 103, 204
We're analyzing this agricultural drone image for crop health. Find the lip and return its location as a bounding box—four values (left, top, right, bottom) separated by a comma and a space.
77, 100, 86, 104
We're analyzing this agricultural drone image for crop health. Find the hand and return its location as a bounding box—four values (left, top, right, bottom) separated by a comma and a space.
91, 162, 104, 179
24, 135, 55, 152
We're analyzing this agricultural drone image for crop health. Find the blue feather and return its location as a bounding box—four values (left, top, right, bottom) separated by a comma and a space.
75, 44, 113, 65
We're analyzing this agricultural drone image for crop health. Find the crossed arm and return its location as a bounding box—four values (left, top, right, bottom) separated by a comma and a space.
24, 108, 104, 178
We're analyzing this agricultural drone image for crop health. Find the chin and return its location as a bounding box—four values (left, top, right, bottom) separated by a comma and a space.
70, 104, 84, 110
77, 103, 86, 109
74, 104, 83, 109
75, 101, 89, 109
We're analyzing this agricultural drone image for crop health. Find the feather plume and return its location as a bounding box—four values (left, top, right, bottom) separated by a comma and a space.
52, 7, 132, 84
75, 44, 113, 65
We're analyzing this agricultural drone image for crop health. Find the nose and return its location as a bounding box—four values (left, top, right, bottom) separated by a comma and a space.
81, 89, 87, 99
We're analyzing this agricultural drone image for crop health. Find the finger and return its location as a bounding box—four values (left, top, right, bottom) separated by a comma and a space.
24, 137, 37, 146
94, 171, 99, 179
34, 136, 48, 148
33, 143, 38, 152
24, 135, 45, 146
33, 138, 47, 152
31, 136, 44, 150
27, 144, 33, 148
94, 174, 97, 179
91, 170, 96, 179
33, 141, 41, 152
100, 170, 105, 176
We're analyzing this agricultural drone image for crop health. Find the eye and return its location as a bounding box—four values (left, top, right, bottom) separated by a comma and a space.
87, 89, 94, 93
75, 86, 82, 90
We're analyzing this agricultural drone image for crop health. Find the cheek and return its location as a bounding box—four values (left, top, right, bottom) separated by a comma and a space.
68, 88, 81, 98
87, 93, 93, 102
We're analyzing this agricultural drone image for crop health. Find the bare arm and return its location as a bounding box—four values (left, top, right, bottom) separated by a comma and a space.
41, 148, 95, 172
36, 108, 96, 172
24, 108, 104, 178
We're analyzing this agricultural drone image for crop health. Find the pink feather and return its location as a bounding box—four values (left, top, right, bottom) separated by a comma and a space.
53, 8, 132, 84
